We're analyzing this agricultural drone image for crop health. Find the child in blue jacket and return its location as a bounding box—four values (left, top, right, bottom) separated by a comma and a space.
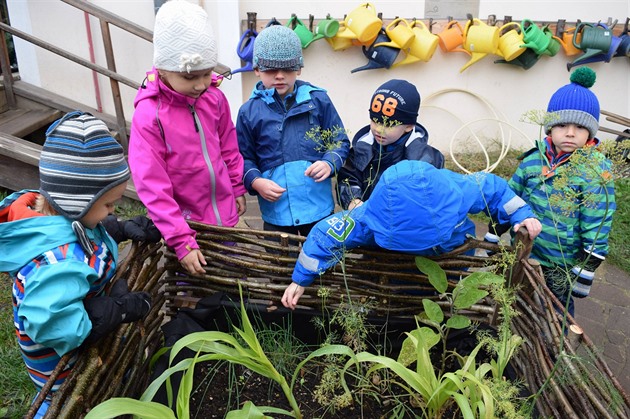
236, 25, 350, 237
282, 160, 542, 309
338, 79, 445, 210
0, 112, 157, 417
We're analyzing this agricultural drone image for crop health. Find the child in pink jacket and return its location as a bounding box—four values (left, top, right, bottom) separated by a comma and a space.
129, 0, 246, 275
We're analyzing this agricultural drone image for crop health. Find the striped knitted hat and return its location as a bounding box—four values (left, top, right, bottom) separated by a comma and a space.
153, 0, 217, 73
39, 111, 130, 220
253, 25, 303, 71
545, 67, 600, 139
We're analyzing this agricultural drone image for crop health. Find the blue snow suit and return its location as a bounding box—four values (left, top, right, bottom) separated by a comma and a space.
337, 123, 445, 209
293, 160, 536, 286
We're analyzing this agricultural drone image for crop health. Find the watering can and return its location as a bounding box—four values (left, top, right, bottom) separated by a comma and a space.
392, 19, 439, 67
494, 47, 541, 70
315, 15, 340, 40
568, 22, 615, 69
496, 22, 525, 61
437, 20, 468, 54
615, 18, 630, 57
231, 28, 257, 74
336, 3, 382, 45
460, 18, 499, 72
287, 15, 325, 49
374, 18, 415, 50
351, 30, 400, 73
326, 21, 355, 51
553, 19, 583, 56
520, 19, 552, 55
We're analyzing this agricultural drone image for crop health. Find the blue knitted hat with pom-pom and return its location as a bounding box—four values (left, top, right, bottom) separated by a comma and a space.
545, 67, 600, 138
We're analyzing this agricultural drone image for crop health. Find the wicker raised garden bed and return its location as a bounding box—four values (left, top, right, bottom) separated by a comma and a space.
32, 221, 630, 418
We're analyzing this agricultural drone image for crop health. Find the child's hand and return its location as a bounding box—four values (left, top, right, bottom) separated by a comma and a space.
235, 195, 247, 216
513, 218, 542, 240
180, 249, 206, 275
281, 282, 305, 310
305, 161, 332, 182
252, 178, 286, 202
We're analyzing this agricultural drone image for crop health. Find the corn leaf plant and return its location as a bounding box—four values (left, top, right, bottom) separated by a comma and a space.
86, 283, 357, 419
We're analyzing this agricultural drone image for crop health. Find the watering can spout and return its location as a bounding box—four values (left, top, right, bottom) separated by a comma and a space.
392, 53, 422, 68
351, 60, 388, 73
459, 52, 487, 72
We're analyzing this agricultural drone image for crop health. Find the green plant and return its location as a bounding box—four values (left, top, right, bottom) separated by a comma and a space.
334, 258, 526, 419
86, 283, 358, 419
0, 273, 36, 419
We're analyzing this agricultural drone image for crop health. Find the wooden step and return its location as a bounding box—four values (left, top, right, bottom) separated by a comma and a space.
0, 108, 62, 138
0, 131, 139, 200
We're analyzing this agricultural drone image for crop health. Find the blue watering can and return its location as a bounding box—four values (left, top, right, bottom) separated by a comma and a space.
351, 30, 400, 73
232, 28, 257, 74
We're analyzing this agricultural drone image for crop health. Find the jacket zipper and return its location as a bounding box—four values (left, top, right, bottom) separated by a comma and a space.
189, 104, 222, 226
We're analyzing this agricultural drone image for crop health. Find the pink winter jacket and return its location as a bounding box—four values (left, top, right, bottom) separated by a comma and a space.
129, 69, 246, 260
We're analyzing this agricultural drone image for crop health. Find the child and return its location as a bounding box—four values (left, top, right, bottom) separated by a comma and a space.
0, 112, 153, 417
236, 25, 350, 237
485, 67, 616, 317
338, 79, 445, 210
282, 160, 542, 309
129, 0, 246, 276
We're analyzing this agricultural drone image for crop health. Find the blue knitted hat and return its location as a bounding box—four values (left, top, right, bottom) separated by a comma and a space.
545, 67, 600, 138
39, 111, 130, 220
253, 25, 303, 71
369, 79, 420, 125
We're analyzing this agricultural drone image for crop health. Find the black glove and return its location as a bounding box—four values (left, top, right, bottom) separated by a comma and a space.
119, 291, 152, 322
83, 291, 152, 344
102, 215, 161, 243
123, 216, 162, 243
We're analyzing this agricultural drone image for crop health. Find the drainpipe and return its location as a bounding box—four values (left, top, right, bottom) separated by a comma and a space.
83, 11, 102, 112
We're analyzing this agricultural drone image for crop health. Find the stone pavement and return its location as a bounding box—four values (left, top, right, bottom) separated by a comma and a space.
240, 194, 630, 393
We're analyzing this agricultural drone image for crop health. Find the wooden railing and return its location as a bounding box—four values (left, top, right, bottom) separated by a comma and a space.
0, 0, 230, 150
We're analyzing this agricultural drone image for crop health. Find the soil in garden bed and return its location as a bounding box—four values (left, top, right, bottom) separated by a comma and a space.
190, 360, 425, 418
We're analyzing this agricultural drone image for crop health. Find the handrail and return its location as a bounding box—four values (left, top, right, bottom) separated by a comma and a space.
0, 0, 230, 150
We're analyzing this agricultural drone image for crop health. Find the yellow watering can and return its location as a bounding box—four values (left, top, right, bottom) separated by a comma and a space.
392, 19, 439, 67
460, 18, 499, 72
496, 22, 525, 61
335, 3, 382, 45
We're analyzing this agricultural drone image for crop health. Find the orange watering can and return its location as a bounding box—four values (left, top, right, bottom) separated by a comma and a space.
553, 19, 583, 56
392, 19, 439, 67
460, 18, 499, 72
437, 20, 468, 54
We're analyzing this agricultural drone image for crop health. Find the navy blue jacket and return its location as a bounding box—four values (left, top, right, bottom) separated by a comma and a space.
236, 80, 349, 226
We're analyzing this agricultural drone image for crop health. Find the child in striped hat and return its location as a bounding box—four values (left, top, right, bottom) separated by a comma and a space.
486, 67, 616, 317
0, 111, 157, 417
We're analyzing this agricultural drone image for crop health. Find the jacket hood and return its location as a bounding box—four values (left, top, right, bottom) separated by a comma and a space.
135, 67, 223, 108
0, 191, 113, 274
363, 160, 465, 252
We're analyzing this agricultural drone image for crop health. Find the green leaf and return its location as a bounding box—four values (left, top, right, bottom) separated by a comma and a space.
415, 257, 447, 293
422, 299, 444, 323
397, 327, 439, 367
225, 401, 272, 418
460, 271, 504, 287
84, 398, 177, 419
446, 314, 471, 329
453, 287, 488, 309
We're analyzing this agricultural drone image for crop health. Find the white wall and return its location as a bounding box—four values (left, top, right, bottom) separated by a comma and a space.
7, 1, 630, 163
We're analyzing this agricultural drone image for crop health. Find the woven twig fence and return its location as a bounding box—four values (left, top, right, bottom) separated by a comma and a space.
29, 241, 166, 419
159, 220, 630, 418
